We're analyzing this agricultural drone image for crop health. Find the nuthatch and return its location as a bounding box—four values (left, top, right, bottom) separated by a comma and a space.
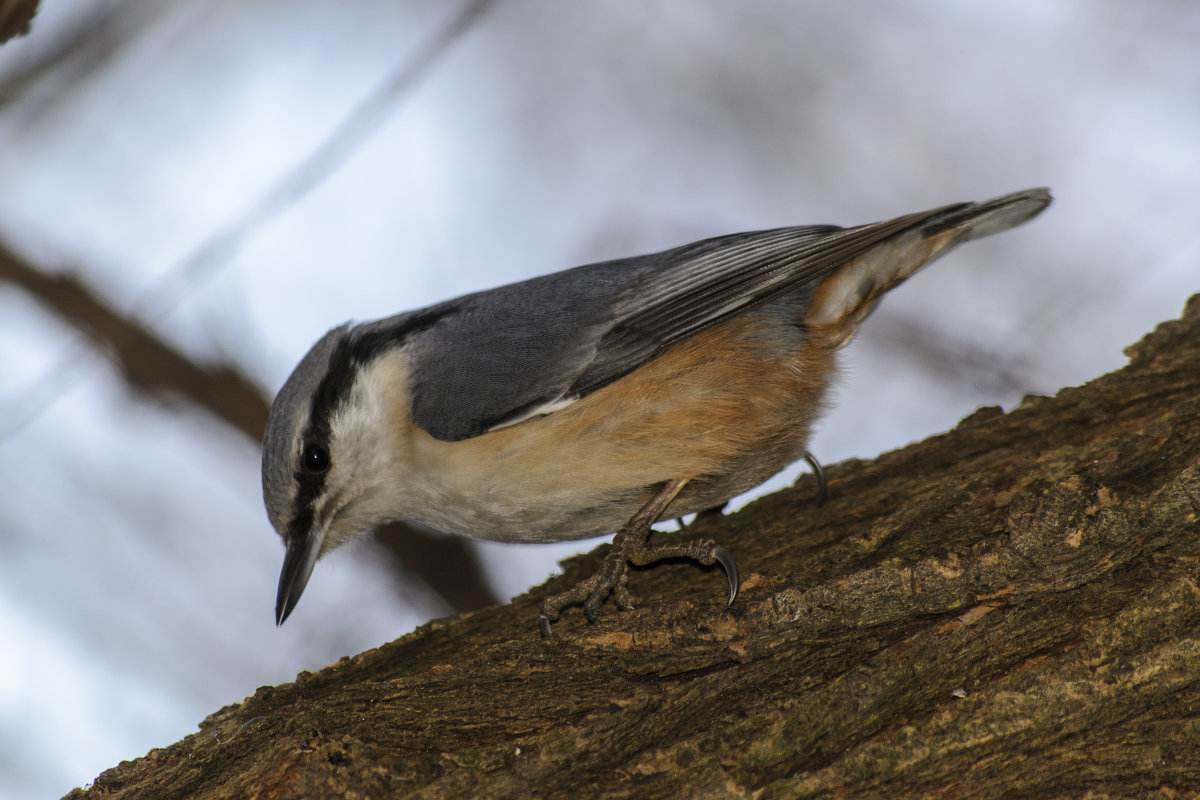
262, 188, 1051, 634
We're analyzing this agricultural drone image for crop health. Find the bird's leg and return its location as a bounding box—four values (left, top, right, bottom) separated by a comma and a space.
538, 478, 739, 637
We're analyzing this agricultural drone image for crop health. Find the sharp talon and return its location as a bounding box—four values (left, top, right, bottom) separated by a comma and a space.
538, 612, 553, 638
713, 546, 739, 606
804, 451, 828, 507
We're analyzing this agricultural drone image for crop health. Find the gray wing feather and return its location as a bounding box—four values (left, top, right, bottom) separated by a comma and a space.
403, 203, 965, 441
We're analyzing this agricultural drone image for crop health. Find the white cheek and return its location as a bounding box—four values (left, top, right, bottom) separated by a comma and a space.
331, 375, 392, 473
319, 371, 406, 549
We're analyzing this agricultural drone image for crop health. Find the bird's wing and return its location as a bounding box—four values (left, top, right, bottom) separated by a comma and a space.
397, 189, 1050, 441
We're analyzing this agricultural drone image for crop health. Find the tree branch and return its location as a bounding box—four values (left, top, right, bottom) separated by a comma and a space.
0, 239, 269, 437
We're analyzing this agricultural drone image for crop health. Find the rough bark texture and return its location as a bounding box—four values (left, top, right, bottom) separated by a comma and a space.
70, 296, 1200, 799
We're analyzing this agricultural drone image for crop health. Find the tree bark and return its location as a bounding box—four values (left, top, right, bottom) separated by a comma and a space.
69, 296, 1200, 799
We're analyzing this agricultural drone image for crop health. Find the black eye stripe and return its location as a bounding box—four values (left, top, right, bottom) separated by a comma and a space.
288, 447, 329, 541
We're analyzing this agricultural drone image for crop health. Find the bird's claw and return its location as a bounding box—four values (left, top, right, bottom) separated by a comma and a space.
713, 545, 739, 606
537, 536, 740, 636
803, 451, 828, 507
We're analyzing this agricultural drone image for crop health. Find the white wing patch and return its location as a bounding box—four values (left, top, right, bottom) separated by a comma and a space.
482, 395, 579, 434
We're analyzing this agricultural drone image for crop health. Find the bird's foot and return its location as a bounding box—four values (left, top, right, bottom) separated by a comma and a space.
538, 479, 739, 636
537, 541, 636, 637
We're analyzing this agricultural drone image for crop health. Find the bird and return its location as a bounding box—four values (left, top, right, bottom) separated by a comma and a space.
262, 188, 1052, 635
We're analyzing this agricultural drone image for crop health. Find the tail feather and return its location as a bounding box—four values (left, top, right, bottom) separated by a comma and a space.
925, 187, 1053, 240
805, 188, 1051, 343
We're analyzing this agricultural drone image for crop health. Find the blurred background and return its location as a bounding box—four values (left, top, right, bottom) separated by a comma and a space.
0, 1, 1196, 795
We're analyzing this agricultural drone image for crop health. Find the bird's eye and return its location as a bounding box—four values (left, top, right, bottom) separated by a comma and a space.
302, 443, 330, 474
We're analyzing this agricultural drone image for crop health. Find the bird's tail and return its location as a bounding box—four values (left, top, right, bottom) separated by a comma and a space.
805, 188, 1052, 345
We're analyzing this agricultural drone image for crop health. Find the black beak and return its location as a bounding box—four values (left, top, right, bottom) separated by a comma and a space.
275, 529, 321, 625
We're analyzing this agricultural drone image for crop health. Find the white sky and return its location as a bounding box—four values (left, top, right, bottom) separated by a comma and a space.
0, 1, 1197, 795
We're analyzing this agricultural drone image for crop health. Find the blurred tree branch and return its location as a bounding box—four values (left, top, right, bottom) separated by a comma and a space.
0, 0, 36, 44
869, 314, 1046, 397
66, 295, 1200, 798
0, 239, 498, 612
0, 240, 269, 437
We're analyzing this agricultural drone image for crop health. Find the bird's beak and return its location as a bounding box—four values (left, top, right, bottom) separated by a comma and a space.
275, 525, 324, 625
